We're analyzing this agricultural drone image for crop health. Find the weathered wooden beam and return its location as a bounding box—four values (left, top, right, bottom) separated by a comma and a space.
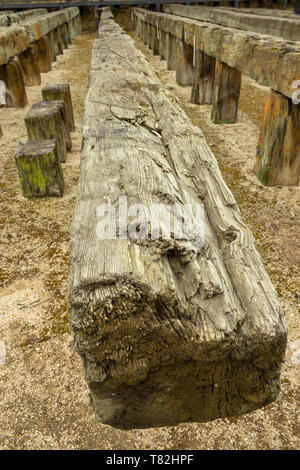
19, 44, 41, 87
133, 8, 300, 100
211, 60, 242, 124
42, 83, 75, 133
191, 51, 215, 104
69, 13, 287, 430
0, 25, 30, 67
254, 89, 300, 186
163, 4, 300, 42
0, 57, 27, 108
15, 140, 64, 198
25, 101, 70, 163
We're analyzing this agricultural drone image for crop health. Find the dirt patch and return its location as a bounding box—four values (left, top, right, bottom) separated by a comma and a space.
0, 13, 299, 450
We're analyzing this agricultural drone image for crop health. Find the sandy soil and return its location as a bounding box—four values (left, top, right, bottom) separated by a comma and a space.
0, 14, 299, 450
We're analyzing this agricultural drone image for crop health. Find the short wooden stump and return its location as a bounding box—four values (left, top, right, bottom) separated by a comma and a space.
15, 140, 64, 198
25, 100, 71, 162
42, 83, 75, 132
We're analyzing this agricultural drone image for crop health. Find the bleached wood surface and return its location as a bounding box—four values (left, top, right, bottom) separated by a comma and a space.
68, 11, 287, 429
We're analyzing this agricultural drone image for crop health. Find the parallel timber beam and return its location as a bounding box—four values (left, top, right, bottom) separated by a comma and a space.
163, 4, 300, 42
133, 8, 300, 100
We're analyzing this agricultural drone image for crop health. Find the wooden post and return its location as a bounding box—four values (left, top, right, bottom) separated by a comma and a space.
69, 19, 75, 42
146, 23, 151, 47
15, 140, 64, 198
0, 57, 28, 108
53, 28, 64, 57
160, 30, 166, 61
211, 60, 241, 124
142, 22, 147, 45
64, 23, 72, 45
166, 33, 176, 71
0, 124, 2, 138
136, 16, 140, 36
42, 83, 75, 132
191, 51, 215, 105
154, 27, 160, 57
25, 101, 70, 163
35, 36, 52, 73
74, 14, 81, 35
148, 24, 154, 51
176, 41, 194, 86
150, 24, 159, 55
254, 89, 300, 186
19, 45, 41, 87
48, 31, 57, 62
59, 25, 69, 50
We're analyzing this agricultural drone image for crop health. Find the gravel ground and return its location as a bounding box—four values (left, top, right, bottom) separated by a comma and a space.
0, 14, 299, 450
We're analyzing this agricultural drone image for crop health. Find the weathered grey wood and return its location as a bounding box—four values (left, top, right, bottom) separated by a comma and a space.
191, 51, 215, 105
69, 14, 287, 430
19, 44, 41, 87
15, 139, 64, 198
42, 83, 75, 132
0, 57, 27, 108
211, 60, 241, 124
35, 35, 52, 73
254, 89, 300, 186
25, 101, 70, 163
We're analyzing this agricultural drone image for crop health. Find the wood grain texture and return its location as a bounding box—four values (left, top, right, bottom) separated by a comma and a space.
68, 13, 287, 429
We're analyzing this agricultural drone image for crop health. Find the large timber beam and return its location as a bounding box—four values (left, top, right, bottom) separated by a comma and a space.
0, 7, 81, 108
163, 5, 300, 42
133, 8, 300, 100
133, 8, 300, 186
68, 11, 287, 430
